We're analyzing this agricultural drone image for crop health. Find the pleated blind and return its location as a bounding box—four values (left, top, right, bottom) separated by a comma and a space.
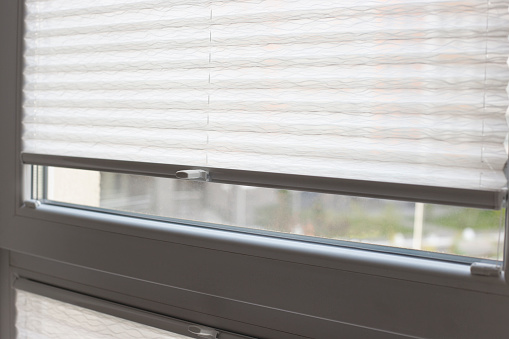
15, 279, 249, 339
16, 291, 195, 339
22, 0, 509, 207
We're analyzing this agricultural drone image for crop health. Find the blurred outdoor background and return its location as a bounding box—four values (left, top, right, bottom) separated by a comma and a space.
45, 167, 505, 260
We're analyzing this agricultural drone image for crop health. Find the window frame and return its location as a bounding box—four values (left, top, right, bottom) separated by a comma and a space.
2, 0, 509, 338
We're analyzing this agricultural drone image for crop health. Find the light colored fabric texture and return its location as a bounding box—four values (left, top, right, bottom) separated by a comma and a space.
15, 290, 193, 339
22, 0, 509, 190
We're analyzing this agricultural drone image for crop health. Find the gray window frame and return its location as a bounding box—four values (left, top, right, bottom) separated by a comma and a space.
2, 0, 509, 338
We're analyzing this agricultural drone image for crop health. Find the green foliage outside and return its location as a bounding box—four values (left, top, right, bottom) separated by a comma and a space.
256, 191, 411, 240
425, 206, 504, 231
256, 193, 504, 243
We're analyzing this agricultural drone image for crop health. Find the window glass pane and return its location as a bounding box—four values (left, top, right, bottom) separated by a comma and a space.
42, 166, 505, 261
15, 290, 194, 339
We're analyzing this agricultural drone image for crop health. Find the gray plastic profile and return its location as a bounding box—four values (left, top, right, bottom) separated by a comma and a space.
21, 152, 507, 210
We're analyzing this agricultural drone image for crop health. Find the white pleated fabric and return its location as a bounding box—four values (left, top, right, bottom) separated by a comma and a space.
22, 0, 509, 191
15, 290, 193, 339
